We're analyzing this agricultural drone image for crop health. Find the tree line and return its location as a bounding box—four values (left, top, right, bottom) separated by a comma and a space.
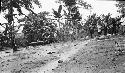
0, 0, 125, 52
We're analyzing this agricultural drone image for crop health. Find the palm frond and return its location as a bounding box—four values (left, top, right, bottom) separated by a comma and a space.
58, 5, 62, 14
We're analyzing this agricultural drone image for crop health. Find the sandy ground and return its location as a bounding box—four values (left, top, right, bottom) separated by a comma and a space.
0, 36, 125, 73
53, 36, 125, 73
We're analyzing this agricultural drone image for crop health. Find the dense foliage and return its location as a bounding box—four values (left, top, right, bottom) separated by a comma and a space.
1, 0, 41, 51
84, 13, 124, 38
52, 0, 91, 41
20, 12, 58, 45
0, 0, 125, 52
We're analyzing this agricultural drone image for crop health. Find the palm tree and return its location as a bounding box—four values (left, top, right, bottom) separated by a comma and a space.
1, 0, 41, 52
52, 5, 63, 41
55, 0, 91, 40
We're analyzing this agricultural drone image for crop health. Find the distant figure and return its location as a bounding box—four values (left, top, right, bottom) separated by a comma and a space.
119, 24, 125, 35
89, 25, 94, 38
120, 25, 125, 35
111, 18, 117, 35
103, 22, 108, 36
97, 23, 102, 36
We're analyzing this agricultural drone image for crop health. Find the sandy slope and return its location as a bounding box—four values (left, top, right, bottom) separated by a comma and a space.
52, 36, 125, 73
0, 36, 125, 73
37, 40, 91, 73
0, 39, 91, 73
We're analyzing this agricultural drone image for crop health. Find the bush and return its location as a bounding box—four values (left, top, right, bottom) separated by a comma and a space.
15, 38, 28, 47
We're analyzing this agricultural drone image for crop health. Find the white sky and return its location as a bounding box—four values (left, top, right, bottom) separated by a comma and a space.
0, 0, 122, 32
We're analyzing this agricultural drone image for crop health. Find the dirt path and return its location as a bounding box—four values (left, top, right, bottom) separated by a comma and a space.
1, 36, 125, 73
52, 37, 125, 73
36, 40, 91, 73
0, 39, 91, 73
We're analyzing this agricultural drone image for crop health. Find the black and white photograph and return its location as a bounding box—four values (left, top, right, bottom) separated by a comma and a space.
0, 0, 125, 73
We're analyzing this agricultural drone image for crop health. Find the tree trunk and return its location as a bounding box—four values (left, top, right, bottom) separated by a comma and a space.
10, 21, 17, 52
8, 2, 17, 52
113, 24, 116, 35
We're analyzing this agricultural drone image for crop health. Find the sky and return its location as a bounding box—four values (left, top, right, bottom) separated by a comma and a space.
0, 0, 122, 32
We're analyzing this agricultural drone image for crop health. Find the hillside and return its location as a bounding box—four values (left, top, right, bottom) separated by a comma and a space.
0, 35, 125, 73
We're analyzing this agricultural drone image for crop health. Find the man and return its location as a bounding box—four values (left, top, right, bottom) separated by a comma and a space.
89, 25, 94, 38
97, 22, 102, 36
